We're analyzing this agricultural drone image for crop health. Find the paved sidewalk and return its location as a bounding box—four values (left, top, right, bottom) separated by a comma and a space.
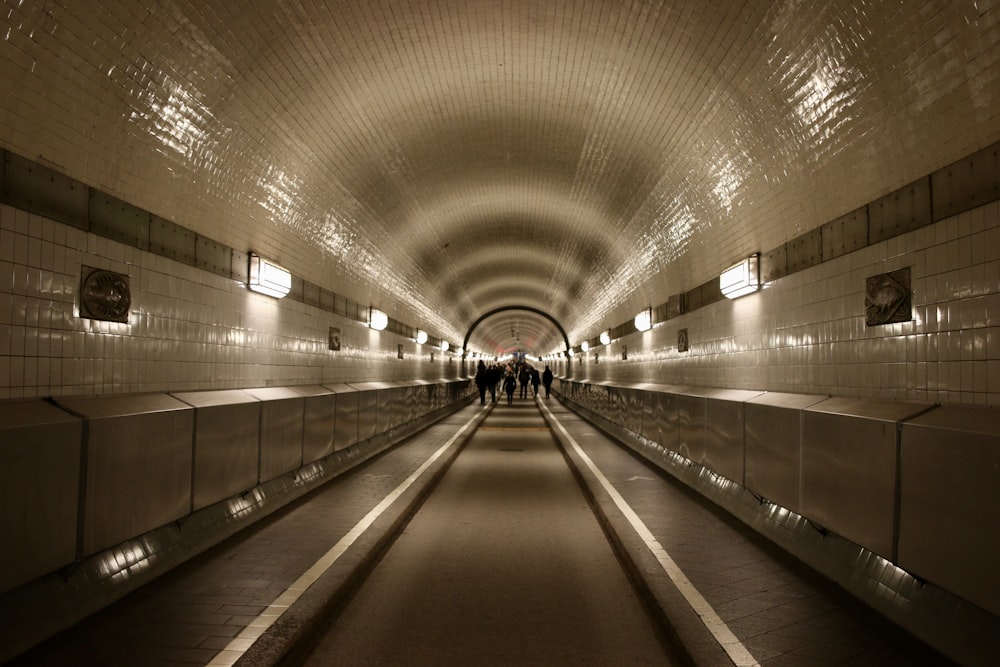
538, 397, 952, 666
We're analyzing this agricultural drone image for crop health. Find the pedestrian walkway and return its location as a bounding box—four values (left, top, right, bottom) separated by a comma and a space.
537, 397, 951, 666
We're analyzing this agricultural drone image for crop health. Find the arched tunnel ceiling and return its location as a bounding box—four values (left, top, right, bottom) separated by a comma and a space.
2, 1, 999, 358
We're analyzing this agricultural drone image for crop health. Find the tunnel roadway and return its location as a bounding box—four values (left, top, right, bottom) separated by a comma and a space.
296, 399, 677, 665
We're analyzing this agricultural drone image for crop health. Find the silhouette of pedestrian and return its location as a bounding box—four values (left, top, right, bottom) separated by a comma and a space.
542, 365, 553, 398
503, 372, 517, 405
475, 360, 488, 404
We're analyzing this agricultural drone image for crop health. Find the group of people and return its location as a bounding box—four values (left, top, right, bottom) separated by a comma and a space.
475, 359, 554, 406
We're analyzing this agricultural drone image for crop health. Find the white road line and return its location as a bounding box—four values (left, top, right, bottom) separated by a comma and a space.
207, 405, 487, 666
539, 401, 760, 667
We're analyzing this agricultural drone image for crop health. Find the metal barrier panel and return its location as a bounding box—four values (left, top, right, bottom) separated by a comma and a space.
802, 398, 930, 560
245, 388, 306, 483
677, 390, 710, 464
623, 386, 645, 437
57, 394, 194, 557
703, 389, 765, 483
899, 406, 1000, 616
380, 386, 405, 432
327, 384, 360, 451
303, 391, 336, 464
745, 392, 827, 513
0, 400, 82, 594
653, 387, 686, 454
355, 387, 379, 442
172, 390, 261, 512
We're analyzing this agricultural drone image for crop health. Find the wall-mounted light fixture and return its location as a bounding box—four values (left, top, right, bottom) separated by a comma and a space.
369, 308, 388, 331
580, 341, 589, 352
441, 341, 450, 352
415, 329, 428, 344
720, 254, 760, 299
634, 307, 652, 332
247, 253, 291, 298
600, 331, 611, 345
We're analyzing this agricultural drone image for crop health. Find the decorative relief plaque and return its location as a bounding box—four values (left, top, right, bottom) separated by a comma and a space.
79, 267, 131, 323
677, 328, 689, 352
865, 267, 912, 326
328, 327, 341, 351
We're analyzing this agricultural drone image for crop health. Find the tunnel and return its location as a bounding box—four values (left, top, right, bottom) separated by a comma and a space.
1, 1, 999, 665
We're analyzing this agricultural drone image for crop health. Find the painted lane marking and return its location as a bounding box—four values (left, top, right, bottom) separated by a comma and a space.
538, 401, 759, 667
207, 405, 487, 666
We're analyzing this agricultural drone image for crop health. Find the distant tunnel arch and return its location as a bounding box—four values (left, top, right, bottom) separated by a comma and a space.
463, 306, 570, 358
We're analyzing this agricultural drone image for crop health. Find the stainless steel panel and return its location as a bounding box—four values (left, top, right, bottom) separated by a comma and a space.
802, 397, 930, 559
786, 228, 823, 274
898, 406, 1000, 616
677, 390, 709, 463
56, 393, 193, 556
623, 387, 644, 437
149, 215, 196, 265
288, 274, 305, 301
172, 390, 260, 511
822, 206, 868, 261
931, 141, 1000, 222
231, 250, 249, 284
326, 384, 360, 450
869, 177, 932, 243
760, 244, 787, 283
195, 235, 233, 278
0, 400, 82, 594
745, 392, 827, 512
89, 190, 150, 250
302, 391, 336, 464
3, 151, 90, 229
607, 385, 626, 426
377, 386, 404, 433
397, 381, 422, 424
303, 281, 321, 307
244, 387, 305, 482
703, 389, 765, 483
641, 391, 658, 442
351, 382, 392, 437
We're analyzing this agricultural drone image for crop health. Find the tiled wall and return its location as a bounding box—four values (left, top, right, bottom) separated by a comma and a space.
560, 199, 1000, 407
3, 196, 999, 404
0, 204, 465, 399
0, 196, 1000, 405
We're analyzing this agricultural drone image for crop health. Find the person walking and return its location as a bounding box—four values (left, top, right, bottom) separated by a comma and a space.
503, 372, 517, 405
542, 365, 553, 398
518, 364, 530, 399
531, 367, 540, 397
488, 364, 502, 402
475, 360, 488, 405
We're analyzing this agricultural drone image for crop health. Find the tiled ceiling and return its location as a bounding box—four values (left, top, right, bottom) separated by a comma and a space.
2, 1, 998, 356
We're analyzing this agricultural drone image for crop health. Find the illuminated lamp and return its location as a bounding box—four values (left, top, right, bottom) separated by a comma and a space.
600, 331, 611, 345
415, 329, 428, 344
441, 341, 450, 352
369, 308, 388, 331
634, 307, 652, 332
247, 253, 291, 298
581, 341, 589, 352
720, 254, 760, 299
